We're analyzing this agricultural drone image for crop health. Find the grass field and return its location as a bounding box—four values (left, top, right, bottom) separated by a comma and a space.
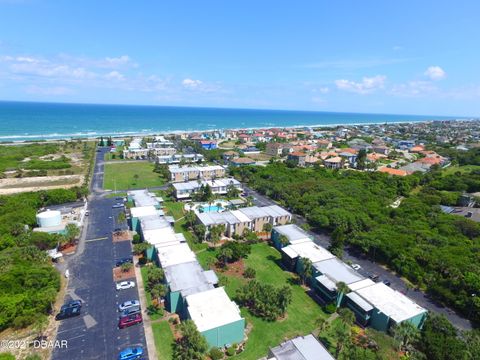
197, 242, 327, 359
441, 164, 480, 176
152, 321, 174, 360
103, 162, 165, 190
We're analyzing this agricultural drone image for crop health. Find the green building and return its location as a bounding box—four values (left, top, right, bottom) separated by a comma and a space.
186, 287, 245, 348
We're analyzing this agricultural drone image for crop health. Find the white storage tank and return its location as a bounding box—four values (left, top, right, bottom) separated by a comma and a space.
36, 210, 62, 228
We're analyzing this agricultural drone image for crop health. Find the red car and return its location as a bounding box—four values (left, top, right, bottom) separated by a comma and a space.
118, 313, 142, 329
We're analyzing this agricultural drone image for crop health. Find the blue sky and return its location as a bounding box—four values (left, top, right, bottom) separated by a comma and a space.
0, 0, 479, 116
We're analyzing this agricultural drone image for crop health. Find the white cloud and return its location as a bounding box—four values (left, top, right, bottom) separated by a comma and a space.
304, 58, 409, 69
335, 75, 386, 94
182, 78, 203, 89
312, 87, 329, 94
424, 66, 446, 81
390, 80, 437, 97
104, 70, 125, 81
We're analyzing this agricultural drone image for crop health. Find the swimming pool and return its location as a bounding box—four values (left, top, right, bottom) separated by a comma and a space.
200, 205, 223, 213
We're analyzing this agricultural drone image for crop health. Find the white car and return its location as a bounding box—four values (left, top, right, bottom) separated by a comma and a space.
351, 264, 362, 271
118, 300, 140, 312
116, 281, 135, 291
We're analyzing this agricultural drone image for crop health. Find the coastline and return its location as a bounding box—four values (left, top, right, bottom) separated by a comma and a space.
0, 118, 472, 143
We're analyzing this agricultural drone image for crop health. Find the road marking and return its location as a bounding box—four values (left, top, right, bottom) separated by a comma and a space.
63, 333, 85, 341
83, 314, 97, 329
85, 237, 108, 243
57, 325, 85, 334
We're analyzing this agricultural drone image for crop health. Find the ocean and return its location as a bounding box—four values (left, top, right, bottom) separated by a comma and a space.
0, 101, 460, 141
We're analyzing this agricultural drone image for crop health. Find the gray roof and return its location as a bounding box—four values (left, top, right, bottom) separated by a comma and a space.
273, 224, 310, 242
269, 334, 335, 360
140, 215, 170, 231
129, 189, 159, 207
238, 206, 270, 219
164, 261, 217, 297
313, 257, 364, 285
262, 205, 291, 218
346, 292, 374, 312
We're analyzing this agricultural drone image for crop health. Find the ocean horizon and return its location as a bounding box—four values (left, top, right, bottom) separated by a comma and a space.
0, 101, 467, 141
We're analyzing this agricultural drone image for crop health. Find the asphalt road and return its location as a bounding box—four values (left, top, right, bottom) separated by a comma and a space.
243, 185, 473, 331
52, 148, 148, 360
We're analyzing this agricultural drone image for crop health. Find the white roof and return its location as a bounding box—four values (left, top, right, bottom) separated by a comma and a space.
313, 257, 364, 285
143, 227, 180, 247
348, 278, 376, 292
346, 292, 374, 312
231, 209, 252, 223
262, 205, 291, 218
273, 224, 310, 243
156, 243, 197, 268
281, 240, 334, 263
168, 165, 224, 173
140, 215, 170, 231
131, 206, 159, 218
316, 275, 337, 292
129, 189, 159, 207
354, 282, 427, 323
186, 287, 243, 332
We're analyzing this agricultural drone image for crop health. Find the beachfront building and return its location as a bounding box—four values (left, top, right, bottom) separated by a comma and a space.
271, 224, 311, 249
345, 282, 428, 331
156, 153, 204, 164
196, 205, 292, 238
266, 334, 335, 360
168, 164, 226, 182
186, 287, 245, 348
172, 178, 242, 200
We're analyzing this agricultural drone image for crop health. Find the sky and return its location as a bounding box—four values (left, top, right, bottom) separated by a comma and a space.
0, 0, 479, 116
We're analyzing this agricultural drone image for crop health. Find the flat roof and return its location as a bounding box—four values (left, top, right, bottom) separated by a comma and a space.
128, 189, 159, 207
316, 275, 337, 292
262, 205, 291, 218
238, 206, 270, 219
164, 261, 217, 297
348, 278, 376, 292
231, 209, 252, 223
168, 165, 225, 173
143, 227, 180, 247
273, 224, 311, 243
156, 243, 197, 268
281, 240, 334, 263
186, 287, 243, 332
139, 215, 170, 231
130, 206, 159, 218
354, 282, 427, 323
269, 334, 335, 360
313, 257, 364, 285
346, 292, 374, 312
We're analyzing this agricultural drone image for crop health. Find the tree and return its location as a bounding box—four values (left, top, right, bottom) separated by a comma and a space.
133, 242, 150, 256
263, 223, 273, 233
357, 149, 367, 170
121, 262, 133, 273
209, 225, 223, 245
64, 224, 80, 244
392, 321, 420, 352
279, 234, 290, 247
336, 281, 349, 307
150, 283, 167, 301
146, 267, 165, 290
226, 184, 241, 198
300, 257, 313, 285
173, 320, 208, 360
316, 317, 330, 333
420, 314, 466, 360
338, 308, 355, 327
117, 212, 126, 224
193, 224, 206, 241
132, 174, 139, 185
184, 210, 197, 229
217, 247, 233, 265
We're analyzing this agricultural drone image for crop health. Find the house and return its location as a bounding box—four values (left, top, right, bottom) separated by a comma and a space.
266, 143, 286, 156
373, 146, 390, 155
185, 287, 245, 348
345, 282, 427, 331
324, 156, 343, 169
271, 224, 311, 249
287, 152, 307, 167
164, 260, 218, 316
168, 165, 226, 182
338, 152, 357, 167
238, 134, 251, 143
172, 178, 242, 200
155, 242, 197, 269
230, 157, 256, 167
199, 140, 217, 150
378, 167, 408, 177
267, 334, 335, 360
222, 151, 239, 163
280, 240, 335, 273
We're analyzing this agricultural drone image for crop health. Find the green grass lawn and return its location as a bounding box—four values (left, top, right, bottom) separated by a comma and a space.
152, 321, 174, 360
441, 164, 480, 176
197, 243, 327, 359
103, 162, 165, 190
140, 266, 163, 321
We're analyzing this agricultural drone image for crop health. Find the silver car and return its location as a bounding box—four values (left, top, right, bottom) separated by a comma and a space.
118, 300, 140, 312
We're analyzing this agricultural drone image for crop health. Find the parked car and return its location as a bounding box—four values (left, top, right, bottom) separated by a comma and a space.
85, 210, 90, 216
119, 313, 143, 329
118, 346, 144, 360
116, 281, 135, 291
118, 300, 140, 312
351, 263, 361, 271
114, 228, 122, 232
112, 203, 124, 209
120, 306, 141, 318
55, 305, 81, 320
60, 300, 82, 312
383, 279, 391, 286
115, 257, 133, 267
369, 273, 380, 282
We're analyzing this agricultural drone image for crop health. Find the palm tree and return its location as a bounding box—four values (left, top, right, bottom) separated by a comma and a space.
279, 234, 290, 247
338, 308, 356, 327
392, 321, 420, 352
300, 257, 313, 285
336, 281, 349, 308
316, 317, 330, 334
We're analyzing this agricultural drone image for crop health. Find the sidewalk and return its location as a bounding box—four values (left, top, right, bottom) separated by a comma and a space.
134, 260, 158, 360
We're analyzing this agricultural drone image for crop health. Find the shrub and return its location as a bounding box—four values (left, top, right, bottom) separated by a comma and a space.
323, 303, 336, 314
244, 267, 256, 279
132, 234, 141, 244
209, 347, 224, 360
226, 345, 236, 356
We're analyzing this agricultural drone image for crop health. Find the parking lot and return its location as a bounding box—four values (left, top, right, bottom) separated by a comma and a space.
52, 148, 148, 360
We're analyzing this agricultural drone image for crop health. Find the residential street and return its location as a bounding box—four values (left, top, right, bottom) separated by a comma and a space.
243, 185, 473, 331
52, 148, 148, 360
